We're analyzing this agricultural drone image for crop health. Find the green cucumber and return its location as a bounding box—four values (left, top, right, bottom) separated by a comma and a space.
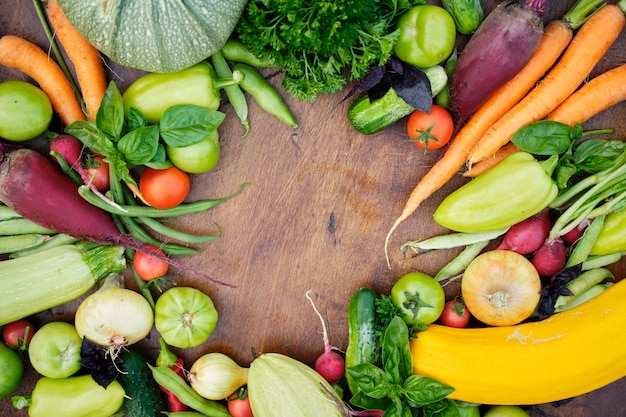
347, 65, 448, 135
345, 287, 380, 396
117, 349, 166, 417
441, 0, 484, 35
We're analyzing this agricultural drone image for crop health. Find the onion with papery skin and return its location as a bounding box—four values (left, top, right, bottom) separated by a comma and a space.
189, 352, 248, 400
74, 274, 153, 356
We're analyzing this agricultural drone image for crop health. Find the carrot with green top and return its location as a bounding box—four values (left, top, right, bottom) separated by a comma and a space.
0, 35, 85, 126
46, 0, 107, 122
467, 3, 626, 164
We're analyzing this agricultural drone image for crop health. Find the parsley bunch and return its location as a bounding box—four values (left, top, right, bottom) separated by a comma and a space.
235, 0, 425, 101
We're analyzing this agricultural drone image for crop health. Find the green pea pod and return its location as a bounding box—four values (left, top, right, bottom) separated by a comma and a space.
12, 375, 125, 417
122, 62, 242, 124
441, 0, 484, 35
434, 152, 558, 233
220, 38, 275, 67
590, 210, 626, 255
232, 63, 298, 129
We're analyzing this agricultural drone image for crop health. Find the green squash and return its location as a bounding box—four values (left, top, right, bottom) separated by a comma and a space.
57, 0, 247, 73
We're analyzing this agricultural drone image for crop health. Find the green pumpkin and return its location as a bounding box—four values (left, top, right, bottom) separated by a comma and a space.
57, 0, 247, 73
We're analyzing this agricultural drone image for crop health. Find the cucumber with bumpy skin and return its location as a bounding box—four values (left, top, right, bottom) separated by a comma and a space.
118, 349, 166, 417
347, 65, 447, 135
345, 287, 380, 396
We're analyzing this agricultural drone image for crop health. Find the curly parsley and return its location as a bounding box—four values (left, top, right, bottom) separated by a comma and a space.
235, 0, 425, 101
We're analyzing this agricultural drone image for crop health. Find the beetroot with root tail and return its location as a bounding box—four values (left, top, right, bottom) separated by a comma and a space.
449, 0, 545, 126
497, 208, 551, 254
532, 237, 566, 277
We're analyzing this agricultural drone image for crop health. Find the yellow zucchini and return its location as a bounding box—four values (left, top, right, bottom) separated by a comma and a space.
410, 278, 626, 405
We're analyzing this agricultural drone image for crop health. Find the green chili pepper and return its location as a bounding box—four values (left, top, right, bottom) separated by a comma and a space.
232, 63, 298, 129
148, 365, 231, 417
12, 375, 125, 417
211, 50, 250, 137
434, 152, 558, 233
220, 38, 275, 67
122, 61, 243, 124
590, 210, 626, 255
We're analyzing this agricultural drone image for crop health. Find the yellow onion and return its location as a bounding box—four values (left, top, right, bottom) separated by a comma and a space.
189, 352, 249, 400
74, 274, 153, 355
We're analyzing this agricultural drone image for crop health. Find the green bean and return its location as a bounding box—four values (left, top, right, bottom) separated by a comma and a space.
220, 38, 275, 67
0, 218, 56, 235
554, 283, 612, 313
403, 228, 507, 252
553, 268, 614, 309
0, 234, 48, 254
435, 240, 489, 282
138, 216, 221, 244
79, 182, 249, 218
148, 365, 231, 417
10, 233, 79, 258
212, 50, 250, 137
233, 63, 298, 128
565, 215, 605, 268
0, 205, 21, 221
582, 252, 625, 270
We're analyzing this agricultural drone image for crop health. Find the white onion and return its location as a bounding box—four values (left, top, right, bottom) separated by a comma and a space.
189, 352, 249, 400
74, 274, 153, 354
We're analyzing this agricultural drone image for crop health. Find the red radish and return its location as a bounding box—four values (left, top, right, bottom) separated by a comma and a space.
496, 208, 551, 254
0, 147, 233, 287
532, 237, 566, 277
449, 0, 545, 126
305, 290, 345, 384
49, 134, 120, 210
561, 219, 589, 244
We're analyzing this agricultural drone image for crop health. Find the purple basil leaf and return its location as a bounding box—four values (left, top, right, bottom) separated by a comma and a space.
80, 337, 121, 388
537, 264, 582, 320
391, 66, 432, 114
343, 64, 387, 101
368, 74, 392, 102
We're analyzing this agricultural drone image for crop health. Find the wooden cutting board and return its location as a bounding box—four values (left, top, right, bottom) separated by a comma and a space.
1, 1, 625, 416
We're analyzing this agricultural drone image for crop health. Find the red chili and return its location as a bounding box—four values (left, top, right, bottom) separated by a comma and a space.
157, 338, 189, 412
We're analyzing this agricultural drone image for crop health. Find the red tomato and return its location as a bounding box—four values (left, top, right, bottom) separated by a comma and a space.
3, 319, 35, 349
139, 166, 191, 209
133, 245, 169, 281
84, 154, 110, 191
228, 389, 253, 417
407, 104, 454, 150
438, 297, 471, 328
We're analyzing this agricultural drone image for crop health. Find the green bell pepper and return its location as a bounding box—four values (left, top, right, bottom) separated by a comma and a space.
122, 61, 242, 124
12, 375, 125, 417
434, 151, 558, 233
590, 210, 626, 255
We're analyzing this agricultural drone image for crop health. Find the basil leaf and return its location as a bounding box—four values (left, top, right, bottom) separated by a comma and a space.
382, 316, 413, 381
127, 107, 148, 132
403, 375, 455, 407
423, 399, 461, 417
109, 153, 135, 187
511, 120, 572, 155
159, 104, 226, 147
65, 120, 117, 158
573, 139, 626, 173
96, 81, 125, 140
117, 125, 160, 165
345, 363, 392, 399
349, 390, 391, 411
144, 144, 171, 169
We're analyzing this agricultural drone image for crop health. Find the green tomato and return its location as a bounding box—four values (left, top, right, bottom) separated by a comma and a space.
0, 80, 53, 141
29, 321, 82, 379
391, 271, 445, 326
0, 342, 23, 399
458, 404, 482, 417
155, 287, 219, 348
483, 405, 530, 417
166, 129, 220, 174
394, 4, 457, 69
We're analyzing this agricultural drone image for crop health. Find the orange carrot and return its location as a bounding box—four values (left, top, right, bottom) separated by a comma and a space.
466, 63, 626, 177
46, 0, 107, 122
467, 4, 626, 164
546, 63, 626, 125
383, 19, 573, 266
0, 35, 85, 126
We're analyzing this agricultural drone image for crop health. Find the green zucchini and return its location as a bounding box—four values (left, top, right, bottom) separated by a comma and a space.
347, 65, 448, 135
118, 349, 166, 417
0, 242, 126, 326
441, 0, 484, 35
344, 287, 380, 396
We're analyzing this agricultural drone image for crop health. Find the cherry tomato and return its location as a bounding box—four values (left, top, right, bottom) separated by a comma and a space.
133, 245, 169, 281
84, 155, 110, 191
3, 319, 35, 349
228, 388, 254, 417
391, 271, 445, 326
407, 104, 454, 150
139, 166, 191, 209
438, 298, 471, 328
0, 342, 23, 399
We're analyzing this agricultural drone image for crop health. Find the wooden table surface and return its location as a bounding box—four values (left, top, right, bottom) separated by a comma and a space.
1, 1, 626, 416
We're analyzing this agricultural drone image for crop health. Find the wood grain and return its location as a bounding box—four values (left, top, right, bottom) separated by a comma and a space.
1, 1, 625, 416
